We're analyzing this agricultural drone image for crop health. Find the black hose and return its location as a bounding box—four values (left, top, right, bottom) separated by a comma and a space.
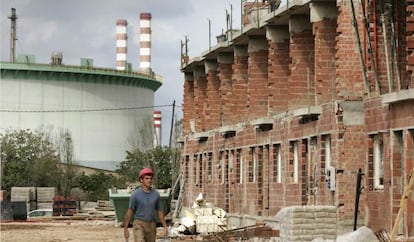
354, 168, 364, 231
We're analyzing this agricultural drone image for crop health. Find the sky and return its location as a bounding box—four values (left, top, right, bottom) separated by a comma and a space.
0, 0, 247, 146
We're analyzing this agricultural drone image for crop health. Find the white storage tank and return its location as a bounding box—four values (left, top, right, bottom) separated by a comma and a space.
0, 58, 162, 170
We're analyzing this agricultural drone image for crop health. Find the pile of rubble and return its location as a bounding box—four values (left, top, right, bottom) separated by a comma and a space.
169, 193, 280, 241
170, 193, 227, 236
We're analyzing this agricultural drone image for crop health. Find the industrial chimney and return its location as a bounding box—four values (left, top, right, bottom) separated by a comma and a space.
116, 19, 128, 71
153, 111, 161, 147
9, 8, 18, 63
139, 13, 151, 73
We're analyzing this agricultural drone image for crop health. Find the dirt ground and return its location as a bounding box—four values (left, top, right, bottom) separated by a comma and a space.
0, 220, 168, 242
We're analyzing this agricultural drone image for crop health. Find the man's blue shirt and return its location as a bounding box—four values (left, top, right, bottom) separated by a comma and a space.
128, 188, 161, 222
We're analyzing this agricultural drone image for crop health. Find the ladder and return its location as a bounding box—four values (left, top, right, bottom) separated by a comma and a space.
390, 168, 414, 241
173, 174, 185, 219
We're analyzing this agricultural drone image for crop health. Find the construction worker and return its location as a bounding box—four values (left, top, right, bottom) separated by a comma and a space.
123, 167, 168, 242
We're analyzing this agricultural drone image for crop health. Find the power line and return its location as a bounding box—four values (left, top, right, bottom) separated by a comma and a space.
0, 104, 182, 113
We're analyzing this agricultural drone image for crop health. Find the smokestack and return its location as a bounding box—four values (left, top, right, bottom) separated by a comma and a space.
9, 8, 18, 63
139, 13, 151, 73
116, 19, 128, 71
153, 111, 161, 147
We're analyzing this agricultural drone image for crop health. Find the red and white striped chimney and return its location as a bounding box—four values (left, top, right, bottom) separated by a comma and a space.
153, 111, 162, 147
139, 13, 151, 72
116, 19, 128, 71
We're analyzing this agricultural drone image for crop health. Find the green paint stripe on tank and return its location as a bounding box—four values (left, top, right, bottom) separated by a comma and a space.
0, 62, 162, 91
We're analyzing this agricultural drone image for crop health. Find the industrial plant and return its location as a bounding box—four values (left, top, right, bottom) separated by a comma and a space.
0, 10, 163, 170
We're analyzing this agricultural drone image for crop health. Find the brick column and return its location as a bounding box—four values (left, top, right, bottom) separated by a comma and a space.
193, 67, 207, 132
288, 15, 315, 110
267, 26, 290, 115
218, 53, 234, 126
205, 60, 221, 130
248, 37, 269, 119
336, 2, 366, 99
232, 45, 249, 122
183, 72, 194, 135
311, 3, 337, 105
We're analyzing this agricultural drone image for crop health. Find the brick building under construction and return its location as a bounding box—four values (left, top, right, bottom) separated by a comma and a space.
179, 0, 414, 237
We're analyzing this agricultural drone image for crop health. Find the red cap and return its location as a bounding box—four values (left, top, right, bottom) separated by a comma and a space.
139, 167, 154, 179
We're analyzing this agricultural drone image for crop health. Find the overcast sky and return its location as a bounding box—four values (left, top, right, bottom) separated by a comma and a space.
0, 0, 287, 146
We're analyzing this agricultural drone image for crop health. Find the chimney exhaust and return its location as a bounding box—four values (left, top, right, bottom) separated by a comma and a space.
9, 8, 18, 63
153, 110, 161, 147
139, 13, 152, 73
116, 19, 128, 71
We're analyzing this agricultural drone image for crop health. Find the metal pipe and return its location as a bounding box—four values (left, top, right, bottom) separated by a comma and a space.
360, 0, 381, 93
350, 0, 371, 97
168, 100, 175, 148
388, 0, 401, 90
379, 0, 392, 92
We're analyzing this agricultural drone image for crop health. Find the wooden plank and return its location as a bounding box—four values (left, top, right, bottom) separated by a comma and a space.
390, 168, 414, 242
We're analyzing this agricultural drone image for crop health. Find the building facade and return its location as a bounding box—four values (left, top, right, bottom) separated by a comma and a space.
180, 0, 414, 235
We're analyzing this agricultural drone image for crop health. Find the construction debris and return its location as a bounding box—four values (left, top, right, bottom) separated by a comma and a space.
170, 193, 227, 236
169, 193, 280, 241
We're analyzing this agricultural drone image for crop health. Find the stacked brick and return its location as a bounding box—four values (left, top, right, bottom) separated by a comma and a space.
36, 187, 56, 209
275, 205, 337, 242
52, 196, 77, 216
10, 187, 36, 212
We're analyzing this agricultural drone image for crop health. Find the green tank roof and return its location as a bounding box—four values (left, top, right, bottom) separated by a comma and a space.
0, 62, 162, 91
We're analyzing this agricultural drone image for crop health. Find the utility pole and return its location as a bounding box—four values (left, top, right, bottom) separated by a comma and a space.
9, 8, 18, 63
169, 100, 176, 148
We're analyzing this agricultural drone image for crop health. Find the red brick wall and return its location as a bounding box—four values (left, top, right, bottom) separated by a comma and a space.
182, 74, 194, 135
218, 61, 233, 126
268, 39, 290, 114
194, 68, 207, 132
205, 67, 221, 130
288, 29, 315, 109
313, 19, 337, 104
248, 42, 268, 119
336, 2, 367, 99
232, 46, 249, 122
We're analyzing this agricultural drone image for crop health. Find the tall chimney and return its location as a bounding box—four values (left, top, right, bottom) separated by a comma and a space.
9, 8, 18, 63
139, 13, 151, 73
153, 111, 162, 147
116, 19, 128, 71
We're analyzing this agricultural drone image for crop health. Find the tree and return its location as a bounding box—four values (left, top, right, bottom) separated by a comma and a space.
116, 146, 180, 189
0, 129, 62, 193
128, 115, 155, 151
54, 129, 78, 197
74, 172, 120, 201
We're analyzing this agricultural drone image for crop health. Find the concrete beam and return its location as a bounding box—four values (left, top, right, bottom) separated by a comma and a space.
205, 60, 218, 72
184, 72, 194, 81
193, 66, 205, 79
266, 26, 289, 43
248, 37, 268, 53
310, 2, 338, 23
234, 45, 248, 57
289, 15, 312, 33
217, 52, 234, 64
